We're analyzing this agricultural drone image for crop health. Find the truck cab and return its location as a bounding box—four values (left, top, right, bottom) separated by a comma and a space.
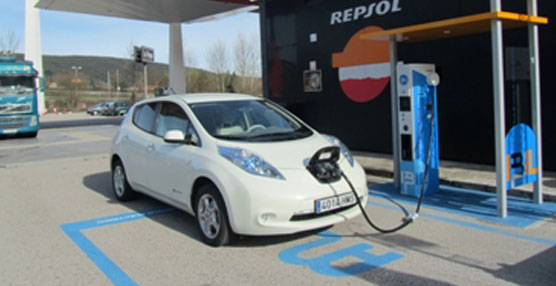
0, 57, 40, 137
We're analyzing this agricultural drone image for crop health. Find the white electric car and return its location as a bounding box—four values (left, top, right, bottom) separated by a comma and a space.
110, 93, 368, 246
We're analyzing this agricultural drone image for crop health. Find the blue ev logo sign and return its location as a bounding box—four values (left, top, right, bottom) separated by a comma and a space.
400, 74, 409, 86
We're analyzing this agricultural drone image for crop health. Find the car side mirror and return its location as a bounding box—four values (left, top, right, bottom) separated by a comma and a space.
163, 130, 186, 143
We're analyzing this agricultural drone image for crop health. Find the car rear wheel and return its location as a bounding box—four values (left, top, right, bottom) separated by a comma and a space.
112, 160, 136, 201
195, 184, 234, 246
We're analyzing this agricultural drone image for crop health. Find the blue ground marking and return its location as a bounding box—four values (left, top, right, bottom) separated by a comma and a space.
279, 231, 403, 276
369, 183, 556, 228
366, 201, 556, 247
60, 208, 176, 286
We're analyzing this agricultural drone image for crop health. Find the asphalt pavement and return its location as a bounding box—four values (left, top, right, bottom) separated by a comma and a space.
0, 113, 555, 286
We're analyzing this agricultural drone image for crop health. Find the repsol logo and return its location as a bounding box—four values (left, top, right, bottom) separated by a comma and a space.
330, 0, 402, 25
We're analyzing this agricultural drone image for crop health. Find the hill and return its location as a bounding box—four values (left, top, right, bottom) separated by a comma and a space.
13, 53, 205, 90
43, 55, 170, 89
10, 53, 261, 97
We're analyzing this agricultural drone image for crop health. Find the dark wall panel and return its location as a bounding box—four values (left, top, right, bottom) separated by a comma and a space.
261, 0, 555, 171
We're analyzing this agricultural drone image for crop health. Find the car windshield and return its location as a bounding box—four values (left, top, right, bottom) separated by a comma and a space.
0, 76, 35, 95
190, 100, 313, 142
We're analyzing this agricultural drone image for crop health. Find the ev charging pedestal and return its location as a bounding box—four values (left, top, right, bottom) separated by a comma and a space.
362, 2, 546, 217
396, 63, 440, 198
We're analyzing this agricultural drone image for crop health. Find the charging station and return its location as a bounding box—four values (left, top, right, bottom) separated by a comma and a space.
397, 64, 440, 198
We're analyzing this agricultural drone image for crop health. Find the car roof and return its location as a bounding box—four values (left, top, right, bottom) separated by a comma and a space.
174, 93, 261, 104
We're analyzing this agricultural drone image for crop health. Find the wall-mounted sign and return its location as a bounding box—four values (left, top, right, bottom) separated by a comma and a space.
304, 70, 322, 92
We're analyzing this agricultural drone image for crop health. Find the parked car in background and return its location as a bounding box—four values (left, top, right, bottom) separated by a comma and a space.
87, 102, 109, 116
103, 101, 129, 116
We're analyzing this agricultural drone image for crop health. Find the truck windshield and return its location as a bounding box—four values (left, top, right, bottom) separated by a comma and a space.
0, 76, 35, 95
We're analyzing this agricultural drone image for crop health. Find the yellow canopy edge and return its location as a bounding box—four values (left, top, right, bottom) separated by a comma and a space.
360, 11, 549, 42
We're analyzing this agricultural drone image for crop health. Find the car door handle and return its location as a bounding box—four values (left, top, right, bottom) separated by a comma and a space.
147, 143, 154, 151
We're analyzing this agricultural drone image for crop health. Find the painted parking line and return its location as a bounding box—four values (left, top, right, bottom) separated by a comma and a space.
366, 199, 556, 247
369, 183, 556, 228
60, 192, 556, 284
279, 231, 403, 276
62, 209, 406, 283
60, 208, 176, 286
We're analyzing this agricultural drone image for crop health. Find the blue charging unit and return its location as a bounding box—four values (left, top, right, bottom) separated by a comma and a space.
397, 63, 440, 197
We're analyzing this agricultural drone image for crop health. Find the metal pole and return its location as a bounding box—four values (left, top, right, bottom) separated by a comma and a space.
116, 69, 120, 96
72, 66, 81, 111
491, 0, 507, 218
528, 0, 543, 204
107, 70, 111, 97
389, 37, 400, 189
143, 64, 148, 98
74, 70, 77, 109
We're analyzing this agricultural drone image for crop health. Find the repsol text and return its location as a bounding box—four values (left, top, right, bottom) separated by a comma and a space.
330, 0, 402, 25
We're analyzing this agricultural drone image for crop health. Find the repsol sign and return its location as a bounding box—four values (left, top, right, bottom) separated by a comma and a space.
330, 0, 402, 25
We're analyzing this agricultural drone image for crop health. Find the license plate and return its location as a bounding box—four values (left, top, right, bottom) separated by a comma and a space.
315, 193, 357, 214
3, 129, 17, 134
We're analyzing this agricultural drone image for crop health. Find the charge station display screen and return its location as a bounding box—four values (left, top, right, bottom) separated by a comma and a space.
399, 97, 411, 112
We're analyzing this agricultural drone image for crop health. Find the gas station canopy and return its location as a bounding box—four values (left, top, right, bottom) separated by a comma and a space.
35, 0, 257, 23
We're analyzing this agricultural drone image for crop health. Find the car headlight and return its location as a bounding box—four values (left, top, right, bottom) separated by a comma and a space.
219, 146, 285, 180
323, 134, 355, 167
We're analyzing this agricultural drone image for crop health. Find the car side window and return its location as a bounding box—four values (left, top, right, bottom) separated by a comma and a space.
133, 103, 157, 133
155, 102, 200, 146
132, 105, 142, 124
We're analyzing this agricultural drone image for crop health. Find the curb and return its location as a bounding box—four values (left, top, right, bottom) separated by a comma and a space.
363, 167, 556, 202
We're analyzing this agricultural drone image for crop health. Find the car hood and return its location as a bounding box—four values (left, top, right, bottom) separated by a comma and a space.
220, 133, 335, 170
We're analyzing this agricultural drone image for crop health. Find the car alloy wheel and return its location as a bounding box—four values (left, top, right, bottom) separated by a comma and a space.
113, 165, 125, 197
197, 193, 221, 240
195, 184, 233, 246
112, 160, 135, 201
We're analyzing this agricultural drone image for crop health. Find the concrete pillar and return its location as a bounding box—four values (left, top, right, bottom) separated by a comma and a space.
25, 0, 45, 114
169, 23, 186, 94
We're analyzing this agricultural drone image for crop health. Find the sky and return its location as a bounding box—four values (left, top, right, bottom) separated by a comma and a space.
0, 0, 261, 71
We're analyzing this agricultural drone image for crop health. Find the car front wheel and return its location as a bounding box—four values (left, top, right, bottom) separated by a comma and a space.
112, 160, 136, 201
195, 184, 234, 246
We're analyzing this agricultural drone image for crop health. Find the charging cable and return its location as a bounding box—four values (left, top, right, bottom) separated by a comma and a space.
342, 96, 435, 234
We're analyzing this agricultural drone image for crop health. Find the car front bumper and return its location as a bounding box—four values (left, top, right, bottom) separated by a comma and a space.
222, 160, 368, 236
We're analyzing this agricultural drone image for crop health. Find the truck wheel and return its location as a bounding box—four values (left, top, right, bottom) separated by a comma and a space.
195, 184, 234, 246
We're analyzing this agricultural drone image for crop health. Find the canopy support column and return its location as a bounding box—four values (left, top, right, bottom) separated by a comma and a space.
25, 0, 45, 114
528, 0, 543, 205
169, 23, 186, 94
491, 0, 507, 218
